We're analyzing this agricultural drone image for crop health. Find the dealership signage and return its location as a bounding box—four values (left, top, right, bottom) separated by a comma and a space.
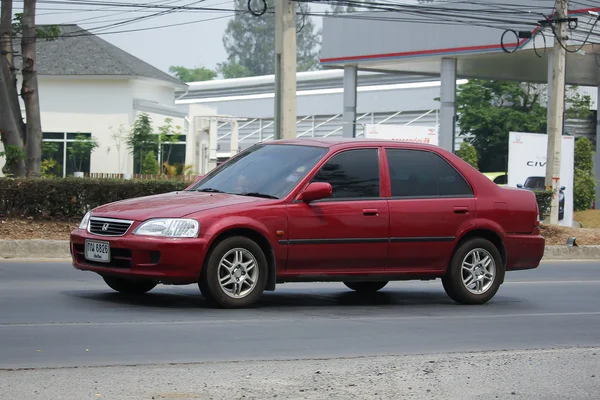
364, 124, 438, 145
507, 132, 575, 227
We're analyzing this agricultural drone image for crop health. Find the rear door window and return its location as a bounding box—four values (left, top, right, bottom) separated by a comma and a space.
385, 149, 473, 197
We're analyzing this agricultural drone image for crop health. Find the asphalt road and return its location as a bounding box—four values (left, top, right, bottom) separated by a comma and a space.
1, 259, 599, 370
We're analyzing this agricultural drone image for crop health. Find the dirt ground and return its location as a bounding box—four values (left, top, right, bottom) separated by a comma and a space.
0, 218, 78, 241
1, 217, 600, 245
540, 224, 600, 245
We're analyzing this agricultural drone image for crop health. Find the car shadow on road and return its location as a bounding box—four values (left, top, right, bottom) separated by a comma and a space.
62, 287, 467, 311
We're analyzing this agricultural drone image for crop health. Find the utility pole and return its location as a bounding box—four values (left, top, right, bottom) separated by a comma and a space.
274, 0, 297, 140
545, 0, 568, 225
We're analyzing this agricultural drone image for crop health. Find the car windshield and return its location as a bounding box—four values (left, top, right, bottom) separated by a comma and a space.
188, 144, 328, 199
524, 176, 545, 189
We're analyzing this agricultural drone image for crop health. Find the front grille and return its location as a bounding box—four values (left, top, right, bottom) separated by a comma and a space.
88, 217, 133, 236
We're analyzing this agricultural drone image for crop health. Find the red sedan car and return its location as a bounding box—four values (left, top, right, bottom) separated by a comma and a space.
70, 139, 545, 308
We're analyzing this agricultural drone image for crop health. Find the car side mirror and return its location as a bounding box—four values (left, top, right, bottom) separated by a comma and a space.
516, 184, 523, 188
298, 182, 332, 203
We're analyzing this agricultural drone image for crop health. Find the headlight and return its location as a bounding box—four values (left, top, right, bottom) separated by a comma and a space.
79, 211, 91, 229
133, 218, 199, 238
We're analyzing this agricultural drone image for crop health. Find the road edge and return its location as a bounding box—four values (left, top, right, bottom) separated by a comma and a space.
1, 239, 599, 261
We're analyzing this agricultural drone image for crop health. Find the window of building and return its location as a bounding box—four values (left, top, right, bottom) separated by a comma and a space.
42, 132, 93, 177
311, 148, 380, 199
386, 149, 473, 197
133, 134, 187, 174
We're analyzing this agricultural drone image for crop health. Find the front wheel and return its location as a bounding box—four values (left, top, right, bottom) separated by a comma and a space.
199, 236, 268, 308
344, 281, 388, 293
442, 238, 504, 305
102, 276, 157, 294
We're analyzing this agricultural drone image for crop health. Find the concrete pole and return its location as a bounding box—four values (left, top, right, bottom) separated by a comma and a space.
439, 58, 457, 153
595, 82, 600, 207
545, 0, 568, 225
208, 118, 218, 172
230, 120, 239, 155
546, 51, 553, 126
274, 0, 297, 140
343, 65, 358, 138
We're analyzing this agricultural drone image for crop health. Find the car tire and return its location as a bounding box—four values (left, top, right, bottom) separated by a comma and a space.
199, 236, 268, 308
442, 237, 504, 305
102, 276, 157, 294
343, 281, 388, 293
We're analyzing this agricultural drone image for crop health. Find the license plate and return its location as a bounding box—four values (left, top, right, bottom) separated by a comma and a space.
85, 240, 111, 263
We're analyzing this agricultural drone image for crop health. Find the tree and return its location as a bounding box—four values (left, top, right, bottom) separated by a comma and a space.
0, 0, 58, 177
69, 134, 99, 173
216, 62, 252, 79
156, 117, 182, 172
565, 86, 593, 120
21, 0, 43, 177
126, 113, 155, 174
142, 151, 159, 174
456, 141, 478, 169
168, 65, 216, 82
221, 0, 320, 77
326, 1, 357, 14
454, 79, 591, 172
573, 137, 596, 211
41, 141, 60, 177
0, 0, 26, 177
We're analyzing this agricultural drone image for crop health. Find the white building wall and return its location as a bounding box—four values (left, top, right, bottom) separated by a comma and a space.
38, 77, 133, 175
0, 76, 183, 177
130, 79, 175, 106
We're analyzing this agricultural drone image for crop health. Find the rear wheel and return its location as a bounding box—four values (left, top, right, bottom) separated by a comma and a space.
442, 238, 504, 305
102, 276, 157, 294
199, 236, 268, 308
343, 281, 388, 293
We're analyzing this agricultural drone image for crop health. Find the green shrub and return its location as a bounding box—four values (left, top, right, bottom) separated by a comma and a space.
534, 189, 553, 220
0, 177, 190, 219
142, 151, 160, 174
574, 137, 596, 211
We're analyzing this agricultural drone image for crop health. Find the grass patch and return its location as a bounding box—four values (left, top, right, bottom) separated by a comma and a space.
574, 209, 600, 228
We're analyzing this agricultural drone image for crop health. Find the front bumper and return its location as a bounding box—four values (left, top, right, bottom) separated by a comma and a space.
70, 229, 210, 284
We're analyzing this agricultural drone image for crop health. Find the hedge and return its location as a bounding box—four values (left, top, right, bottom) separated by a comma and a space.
0, 177, 562, 222
533, 189, 553, 221
0, 178, 190, 219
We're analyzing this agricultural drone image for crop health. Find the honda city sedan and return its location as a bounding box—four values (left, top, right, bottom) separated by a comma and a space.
70, 139, 545, 308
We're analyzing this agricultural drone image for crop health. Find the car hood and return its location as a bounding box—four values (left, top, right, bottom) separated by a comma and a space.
90, 191, 267, 220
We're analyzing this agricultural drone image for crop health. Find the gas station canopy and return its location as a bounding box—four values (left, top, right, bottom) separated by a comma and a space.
320, 1, 600, 86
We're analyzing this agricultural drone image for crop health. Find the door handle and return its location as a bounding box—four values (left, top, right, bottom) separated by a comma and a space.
454, 206, 469, 214
363, 208, 379, 216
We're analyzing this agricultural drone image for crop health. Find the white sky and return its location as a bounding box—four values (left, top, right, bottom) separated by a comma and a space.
16, 0, 331, 75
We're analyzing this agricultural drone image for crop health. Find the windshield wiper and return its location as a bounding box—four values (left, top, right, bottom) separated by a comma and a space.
236, 192, 279, 199
196, 188, 225, 193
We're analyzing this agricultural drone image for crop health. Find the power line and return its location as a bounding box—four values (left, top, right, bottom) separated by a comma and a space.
86, 0, 209, 34
59, 0, 185, 23
294, 0, 551, 28
32, 0, 180, 17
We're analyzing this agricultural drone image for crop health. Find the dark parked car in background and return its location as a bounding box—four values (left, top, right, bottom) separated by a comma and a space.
71, 139, 545, 308
517, 176, 565, 220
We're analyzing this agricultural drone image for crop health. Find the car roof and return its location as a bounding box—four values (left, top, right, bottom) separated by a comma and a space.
267, 138, 442, 151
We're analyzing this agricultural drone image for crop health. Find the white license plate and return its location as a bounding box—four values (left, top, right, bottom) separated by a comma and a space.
85, 240, 111, 263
